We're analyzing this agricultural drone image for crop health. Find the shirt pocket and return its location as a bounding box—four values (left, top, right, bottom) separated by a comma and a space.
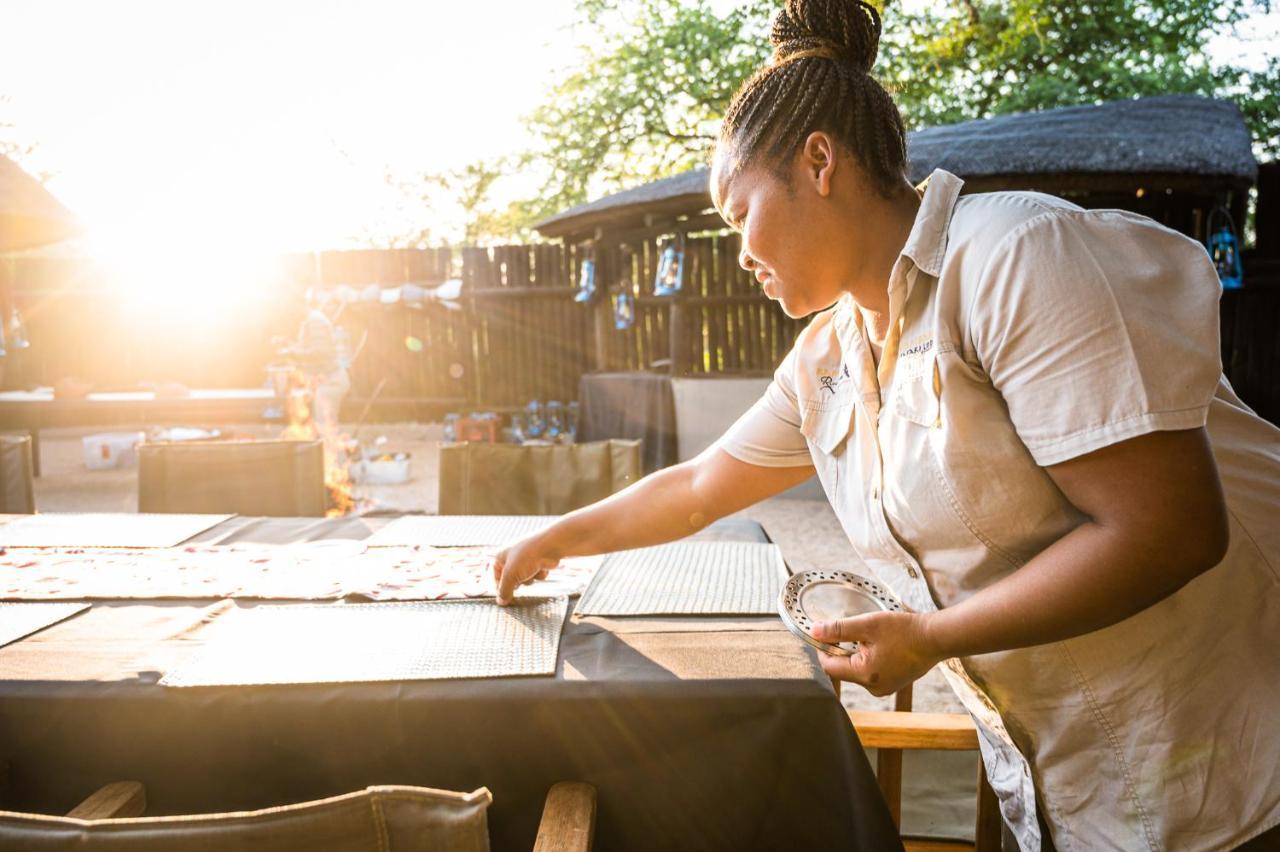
800, 400, 856, 456
892, 357, 941, 429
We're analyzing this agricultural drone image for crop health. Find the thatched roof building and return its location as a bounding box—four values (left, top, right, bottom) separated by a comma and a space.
535, 95, 1258, 246
0, 155, 81, 253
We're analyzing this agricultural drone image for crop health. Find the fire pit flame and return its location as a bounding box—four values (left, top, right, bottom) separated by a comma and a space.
280, 369, 361, 517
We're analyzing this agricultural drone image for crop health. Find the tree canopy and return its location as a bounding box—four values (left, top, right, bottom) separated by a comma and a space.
518, 0, 775, 226
477, 0, 1274, 243
883, 0, 1278, 150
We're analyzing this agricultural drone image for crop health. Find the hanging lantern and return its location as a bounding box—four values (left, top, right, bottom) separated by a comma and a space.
525, 400, 546, 439
653, 235, 685, 297
1207, 207, 1244, 290
614, 290, 635, 330
574, 246, 597, 303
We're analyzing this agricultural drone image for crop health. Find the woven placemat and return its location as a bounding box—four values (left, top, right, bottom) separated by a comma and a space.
574, 541, 788, 616
364, 516, 556, 548
0, 513, 232, 548
0, 602, 91, 647
161, 598, 568, 686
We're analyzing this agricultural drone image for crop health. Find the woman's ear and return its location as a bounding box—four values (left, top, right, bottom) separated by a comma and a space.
801, 131, 837, 197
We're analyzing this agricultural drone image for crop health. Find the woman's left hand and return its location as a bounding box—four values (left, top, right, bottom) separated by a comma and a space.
810, 612, 944, 697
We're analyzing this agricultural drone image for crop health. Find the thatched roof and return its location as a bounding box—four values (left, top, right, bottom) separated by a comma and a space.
536, 95, 1257, 240
0, 155, 82, 252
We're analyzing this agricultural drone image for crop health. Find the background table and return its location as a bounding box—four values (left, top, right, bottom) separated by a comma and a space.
578, 372, 677, 474
0, 388, 277, 476
0, 515, 900, 851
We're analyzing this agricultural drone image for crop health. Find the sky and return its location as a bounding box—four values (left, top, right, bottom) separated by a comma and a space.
1, 0, 1278, 275
0, 0, 579, 266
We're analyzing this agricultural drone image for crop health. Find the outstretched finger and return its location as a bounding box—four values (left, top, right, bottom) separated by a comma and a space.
497, 559, 526, 606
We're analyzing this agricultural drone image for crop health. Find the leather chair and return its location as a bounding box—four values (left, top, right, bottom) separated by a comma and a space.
438, 439, 640, 515
0, 780, 595, 852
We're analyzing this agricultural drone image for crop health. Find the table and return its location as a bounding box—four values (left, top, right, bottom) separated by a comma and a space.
0, 516, 899, 851
0, 388, 277, 476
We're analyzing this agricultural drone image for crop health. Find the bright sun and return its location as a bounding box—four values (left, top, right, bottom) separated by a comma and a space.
3, 0, 578, 312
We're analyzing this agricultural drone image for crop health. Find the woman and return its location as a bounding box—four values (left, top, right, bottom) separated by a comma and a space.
494, 2, 1280, 848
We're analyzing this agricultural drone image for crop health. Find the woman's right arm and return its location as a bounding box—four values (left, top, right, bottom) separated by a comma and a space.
494, 447, 815, 604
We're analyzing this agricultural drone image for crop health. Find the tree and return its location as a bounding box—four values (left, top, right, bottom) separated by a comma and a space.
518, 0, 775, 224
514, 0, 1278, 233
377, 158, 540, 247
881, 0, 1276, 140
427, 159, 540, 245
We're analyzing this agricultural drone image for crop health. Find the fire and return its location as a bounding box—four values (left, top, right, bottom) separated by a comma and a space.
281, 369, 358, 517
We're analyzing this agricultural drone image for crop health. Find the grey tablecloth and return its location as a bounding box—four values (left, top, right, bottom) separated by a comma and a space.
0, 516, 899, 852
578, 372, 678, 473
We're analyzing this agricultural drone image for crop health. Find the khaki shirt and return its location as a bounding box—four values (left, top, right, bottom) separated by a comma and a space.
721, 170, 1280, 851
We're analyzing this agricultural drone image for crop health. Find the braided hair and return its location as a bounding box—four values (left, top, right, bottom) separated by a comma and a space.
719, 0, 907, 197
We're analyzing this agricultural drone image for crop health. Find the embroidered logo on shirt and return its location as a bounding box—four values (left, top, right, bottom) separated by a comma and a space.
817, 363, 852, 394
899, 338, 934, 359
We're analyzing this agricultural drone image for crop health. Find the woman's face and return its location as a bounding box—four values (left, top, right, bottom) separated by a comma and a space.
710, 140, 852, 319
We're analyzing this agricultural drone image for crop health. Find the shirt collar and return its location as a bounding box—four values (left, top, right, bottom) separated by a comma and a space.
899, 169, 965, 278
831, 169, 963, 396
834, 168, 965, 325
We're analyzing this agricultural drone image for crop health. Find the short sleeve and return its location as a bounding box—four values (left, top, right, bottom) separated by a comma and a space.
717, 346, 814, 467
970, 210, 1222, 467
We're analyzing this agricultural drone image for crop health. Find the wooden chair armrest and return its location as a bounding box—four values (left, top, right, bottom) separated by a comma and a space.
903, 840, 977, 852
850, 711, 979, 751
66, 781, 146, 819
533, 781, 596, 852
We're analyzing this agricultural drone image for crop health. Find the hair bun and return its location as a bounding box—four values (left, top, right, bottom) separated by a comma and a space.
771, 0, 882, 74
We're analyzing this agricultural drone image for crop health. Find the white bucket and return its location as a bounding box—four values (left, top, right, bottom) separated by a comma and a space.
82, 432, 146, 470
352, 451, 412, 485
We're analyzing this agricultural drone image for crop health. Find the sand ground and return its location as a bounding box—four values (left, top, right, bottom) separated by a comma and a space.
32, 420, 977, 839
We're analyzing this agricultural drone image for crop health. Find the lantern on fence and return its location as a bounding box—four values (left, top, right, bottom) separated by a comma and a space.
525, 400, 546, 439
653, 235, 685, 297
545, 400, 564, 440
1207, 207, 1244, 290
575, 246, 597, 303
614, 290, 635, 330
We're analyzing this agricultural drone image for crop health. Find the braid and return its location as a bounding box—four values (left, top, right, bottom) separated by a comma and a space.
719, 0, 907, 197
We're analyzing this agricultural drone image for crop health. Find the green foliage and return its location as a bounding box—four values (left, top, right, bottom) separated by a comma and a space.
518, 0, 775, 224
427, 0, 1278, 243
423, 159, 535, 245
881, 0, 1274, 134
1218, 54, 1280, 156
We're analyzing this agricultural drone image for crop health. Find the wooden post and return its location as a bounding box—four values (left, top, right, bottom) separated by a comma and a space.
668, 232, 691, 377
668, 298, 686, 377
593, 240, 612, 373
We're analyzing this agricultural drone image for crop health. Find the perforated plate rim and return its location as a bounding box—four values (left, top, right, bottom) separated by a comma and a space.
778, 570, 903, 657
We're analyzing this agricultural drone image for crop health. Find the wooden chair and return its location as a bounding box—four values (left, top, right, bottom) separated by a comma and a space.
843, 682, 1002, 852
0, 779, 596, 852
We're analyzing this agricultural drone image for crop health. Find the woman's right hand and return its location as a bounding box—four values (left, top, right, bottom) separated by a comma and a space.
493, 533, 564, 605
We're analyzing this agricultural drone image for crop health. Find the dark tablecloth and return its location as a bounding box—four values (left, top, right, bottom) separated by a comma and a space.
578, 372, 677, 474
0, 516, 900, 852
